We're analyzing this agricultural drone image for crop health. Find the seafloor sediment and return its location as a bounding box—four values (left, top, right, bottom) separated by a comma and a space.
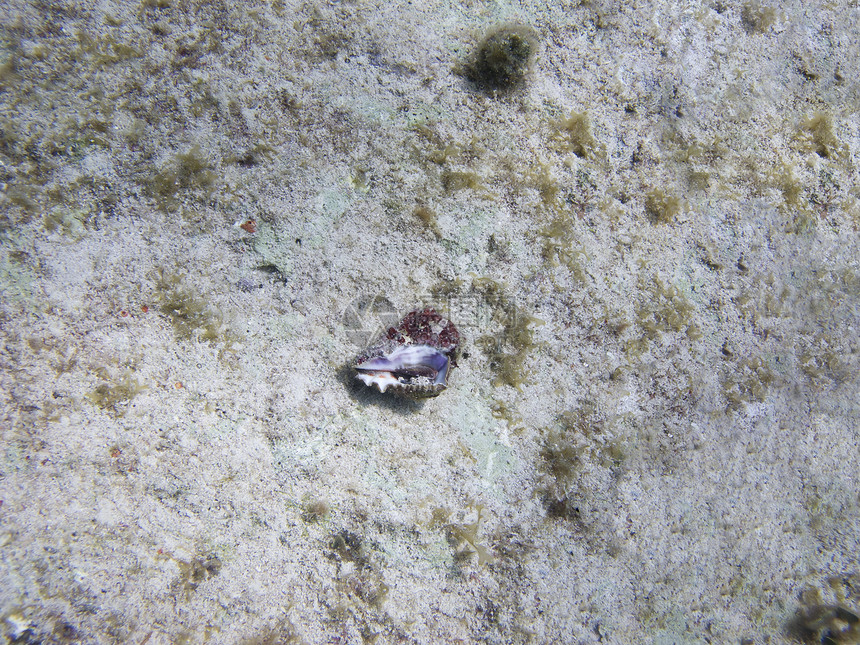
0, 1, 858, 643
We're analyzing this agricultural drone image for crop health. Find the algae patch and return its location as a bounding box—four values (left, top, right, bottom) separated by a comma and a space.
644, 188, 682, 224
464, 24, 539, 94
86, 370, 145, 417
154, 271, 241, 361
554, 111, 596, 159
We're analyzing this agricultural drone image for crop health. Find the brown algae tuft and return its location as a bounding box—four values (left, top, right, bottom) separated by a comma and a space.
464, 24, 539, 93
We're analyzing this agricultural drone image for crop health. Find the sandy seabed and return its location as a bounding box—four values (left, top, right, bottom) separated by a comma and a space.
0, 1, 858, 643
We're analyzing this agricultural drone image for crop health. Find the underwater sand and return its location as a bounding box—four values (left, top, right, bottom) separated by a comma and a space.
0, 0, 858, 643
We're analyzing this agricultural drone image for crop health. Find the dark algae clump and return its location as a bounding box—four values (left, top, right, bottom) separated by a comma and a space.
466, 25, 538, 93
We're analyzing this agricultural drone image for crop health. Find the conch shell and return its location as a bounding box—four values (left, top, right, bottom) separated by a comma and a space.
354, 308, 460, 397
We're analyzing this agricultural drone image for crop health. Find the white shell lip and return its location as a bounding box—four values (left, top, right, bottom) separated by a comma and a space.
355, 371, 401, 393
355, 344, 451, 395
